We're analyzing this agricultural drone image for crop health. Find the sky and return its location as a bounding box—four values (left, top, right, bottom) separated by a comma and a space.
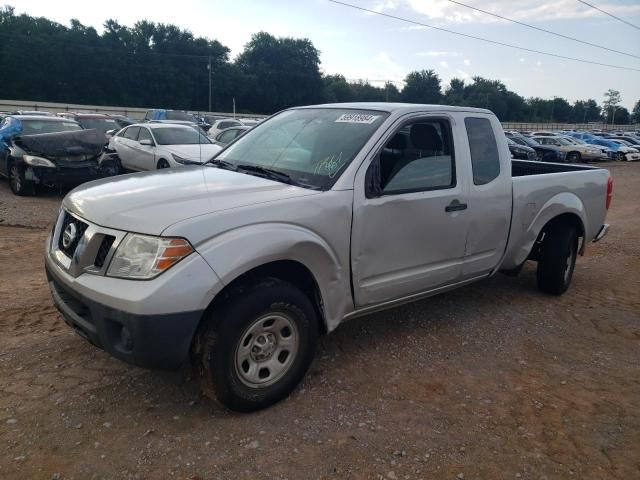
12, 0, 640, 109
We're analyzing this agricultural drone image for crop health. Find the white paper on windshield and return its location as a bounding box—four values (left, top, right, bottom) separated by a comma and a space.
335, 113, 380, 124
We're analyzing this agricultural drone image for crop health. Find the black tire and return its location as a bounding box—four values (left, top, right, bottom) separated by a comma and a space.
113, 155, 124, 174
566, 151, 581, 163
8, 161, 35, 196
536, 224, 579, 296
616, 152, 625, 162
157, 159, 170, 169
197, 278, 318, 412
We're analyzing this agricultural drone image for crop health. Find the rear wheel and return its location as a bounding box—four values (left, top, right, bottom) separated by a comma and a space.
157, 159, 170, 169
197, 278, 318, 412
8, 162, 35, 196
566, 151, 581, 163
536, 224, 579, 295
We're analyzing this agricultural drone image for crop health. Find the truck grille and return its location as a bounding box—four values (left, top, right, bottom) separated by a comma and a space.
51, 209, 125, 277
94, 235, 116, 268
58, 212, 89, 259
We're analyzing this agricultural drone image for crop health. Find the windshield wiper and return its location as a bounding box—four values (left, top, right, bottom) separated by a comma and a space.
205, 158, 237, 171
235, 164, 321, 190
236, 164, 297, 185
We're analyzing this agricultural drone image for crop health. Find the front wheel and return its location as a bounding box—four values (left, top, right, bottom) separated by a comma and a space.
157, 159, 170, 169
9, 162, 35, 196
197, 278, 318, 412
616, 152, 625, 162
566, 152, 581, 163
536, 224, 579, 295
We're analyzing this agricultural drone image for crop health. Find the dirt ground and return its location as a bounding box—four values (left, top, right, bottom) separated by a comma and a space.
0, 163, 638, 480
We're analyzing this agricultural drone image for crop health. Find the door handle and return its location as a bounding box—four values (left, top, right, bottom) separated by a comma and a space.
445, 200, 468, 212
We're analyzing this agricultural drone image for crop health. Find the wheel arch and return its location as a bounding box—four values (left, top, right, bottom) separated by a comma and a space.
188, 222, 353, 337
501, 191, 587, 270
201, 259, 328, 336
530, 212, 585, 261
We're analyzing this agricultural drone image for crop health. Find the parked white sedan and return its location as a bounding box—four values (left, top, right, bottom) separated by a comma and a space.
110, 123, 222, 171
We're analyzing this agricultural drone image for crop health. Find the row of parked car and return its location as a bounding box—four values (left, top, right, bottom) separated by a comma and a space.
0, 108, 261, 195
505, 128, 640, 163
1, 106, 638, 196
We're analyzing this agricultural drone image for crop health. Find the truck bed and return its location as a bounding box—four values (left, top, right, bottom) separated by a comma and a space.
512, 159, 596, 177
501, 160, 610, 271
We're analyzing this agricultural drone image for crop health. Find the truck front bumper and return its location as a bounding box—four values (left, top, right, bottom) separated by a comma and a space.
46, 263, 203, 369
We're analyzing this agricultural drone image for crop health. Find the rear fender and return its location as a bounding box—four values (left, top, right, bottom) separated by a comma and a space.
196, 223, 351, 332
505, 192, 586, 269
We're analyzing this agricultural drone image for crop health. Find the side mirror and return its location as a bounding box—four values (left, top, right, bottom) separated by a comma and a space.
139, 138, 154, 146
365, 156, 383, 199
106, 129, 116, 137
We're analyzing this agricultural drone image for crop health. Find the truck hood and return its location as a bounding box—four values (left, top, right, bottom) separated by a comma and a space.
64, 166, 320, 235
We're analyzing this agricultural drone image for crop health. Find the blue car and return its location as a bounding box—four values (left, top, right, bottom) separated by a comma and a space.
144, 109, 211, 132
588, 138, 640, 162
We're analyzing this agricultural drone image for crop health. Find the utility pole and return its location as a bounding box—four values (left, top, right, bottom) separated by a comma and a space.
207, 56, 212, 113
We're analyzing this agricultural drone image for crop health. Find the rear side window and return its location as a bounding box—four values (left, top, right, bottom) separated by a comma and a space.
218, 129, 238, 143
138, 128, 153, 143
123, 126, 140, 140
219, 121, 241, 130
465, 117, 500, 185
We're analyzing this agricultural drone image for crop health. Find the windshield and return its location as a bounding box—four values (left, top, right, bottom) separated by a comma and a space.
521, 136, 541, 148
166, 111, 197, 121
555, 138, 573, 145
78, 118, 119, 134
20, 120, 82, 135
213, 108, 388, 190
153, 127, 211, 145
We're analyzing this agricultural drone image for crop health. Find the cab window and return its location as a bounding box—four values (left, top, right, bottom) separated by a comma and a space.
369, 118, 456, 196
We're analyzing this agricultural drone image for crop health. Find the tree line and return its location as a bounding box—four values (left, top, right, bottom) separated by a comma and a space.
1, 6, 638, 123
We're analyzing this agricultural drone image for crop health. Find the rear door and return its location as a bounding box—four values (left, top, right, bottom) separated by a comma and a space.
351, 114, 470, 307
459, 115, 512, 279
118, 126, 141, 170
132, 127, 156, 170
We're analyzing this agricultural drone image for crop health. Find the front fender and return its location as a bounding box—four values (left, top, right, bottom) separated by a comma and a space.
196, 223, 352, 331
504, 192, 587, 270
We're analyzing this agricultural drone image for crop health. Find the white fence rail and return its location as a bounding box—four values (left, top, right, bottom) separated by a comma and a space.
1, 99, 636, 130
0, 99, 267, 120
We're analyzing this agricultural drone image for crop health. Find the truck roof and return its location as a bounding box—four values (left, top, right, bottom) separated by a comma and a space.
297, 102, 493, 115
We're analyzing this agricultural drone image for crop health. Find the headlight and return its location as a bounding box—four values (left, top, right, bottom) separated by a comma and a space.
106, 234, 194, 279
23, 155, 55, 168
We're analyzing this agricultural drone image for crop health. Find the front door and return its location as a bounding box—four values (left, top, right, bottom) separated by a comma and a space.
351, 115, 469, 307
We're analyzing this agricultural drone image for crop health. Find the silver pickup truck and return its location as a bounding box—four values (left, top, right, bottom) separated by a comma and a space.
45, 103, 612, 411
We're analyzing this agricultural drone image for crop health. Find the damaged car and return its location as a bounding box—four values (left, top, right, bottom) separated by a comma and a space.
0, 115, 118, 196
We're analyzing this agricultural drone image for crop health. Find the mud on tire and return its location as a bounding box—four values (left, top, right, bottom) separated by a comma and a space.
196, 278, 318, 412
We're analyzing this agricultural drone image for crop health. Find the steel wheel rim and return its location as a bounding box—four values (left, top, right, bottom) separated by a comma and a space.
564, 246, 575, 283
234, 312, 299, 388
10, 165, 21, 191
